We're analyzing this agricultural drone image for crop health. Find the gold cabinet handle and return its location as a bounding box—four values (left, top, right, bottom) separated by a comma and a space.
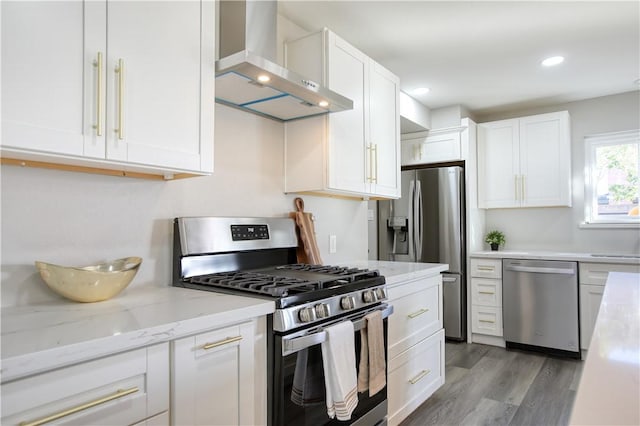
478, 291, 495, 295
514, 175, 519, 201
366, 143, 373, 183
479, 319, 495, 323
407, 308, 429, 319
408, 369, 431, 385
115, 58, 125, 140
92, 52, 103, 136
202, 335, 242, 350
373, 144, 378, 183
19, 387, 139, 426
521, 174, 526, 202
477, 266, 494, 271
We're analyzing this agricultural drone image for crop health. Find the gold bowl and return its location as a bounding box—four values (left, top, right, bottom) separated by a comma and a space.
35, 257, 142, 303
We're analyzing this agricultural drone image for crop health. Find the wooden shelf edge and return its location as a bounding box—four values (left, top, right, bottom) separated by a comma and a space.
1, 157, 201, 181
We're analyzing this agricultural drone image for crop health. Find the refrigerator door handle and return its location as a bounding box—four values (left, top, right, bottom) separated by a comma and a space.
407, 179, 415, 261
414, 180, 423, 260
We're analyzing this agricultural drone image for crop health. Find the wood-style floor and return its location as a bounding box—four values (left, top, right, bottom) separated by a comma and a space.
400, 342, 584, 426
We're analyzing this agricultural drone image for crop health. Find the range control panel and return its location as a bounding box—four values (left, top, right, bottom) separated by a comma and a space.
231, 224, 269, 241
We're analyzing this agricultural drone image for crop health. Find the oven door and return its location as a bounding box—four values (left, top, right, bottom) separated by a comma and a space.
271, 304, 393, 426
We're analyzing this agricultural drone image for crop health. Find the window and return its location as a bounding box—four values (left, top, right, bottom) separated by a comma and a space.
584, 129, 639, 226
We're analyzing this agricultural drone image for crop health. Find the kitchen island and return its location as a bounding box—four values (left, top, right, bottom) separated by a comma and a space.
570, 272, 640, 425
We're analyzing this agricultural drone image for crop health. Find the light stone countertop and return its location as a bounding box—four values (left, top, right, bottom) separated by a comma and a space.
342, 260, 449, 286
470, 250, 640, 265
570, 272, 640, 425
1, 285, 274, 383
0, 260, 445, 383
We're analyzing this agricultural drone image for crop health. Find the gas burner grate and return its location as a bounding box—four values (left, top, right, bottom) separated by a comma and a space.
187, 271, 319, 297
274, 264, 379, 281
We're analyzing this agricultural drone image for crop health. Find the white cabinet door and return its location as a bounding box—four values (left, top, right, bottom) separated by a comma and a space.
105, 1, 214, 173
579, 284, 605, 350
478, 111, 571, 209
369, 61, 400, 198
1, 1, 100, 157
171, 321, 255, 426
284, 29, 400, 199
1, 1, 214, 177
478, 119, 520, 208
519, 112, 571, 207
326, 33, 367, 194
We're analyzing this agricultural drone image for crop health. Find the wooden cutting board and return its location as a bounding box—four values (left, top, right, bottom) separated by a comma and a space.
289, 197, 322, 265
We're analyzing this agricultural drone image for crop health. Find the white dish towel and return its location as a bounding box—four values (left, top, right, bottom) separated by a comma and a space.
321, 321, 358, 421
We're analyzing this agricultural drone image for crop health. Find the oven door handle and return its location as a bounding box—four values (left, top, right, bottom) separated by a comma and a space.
282, 304, 394, 356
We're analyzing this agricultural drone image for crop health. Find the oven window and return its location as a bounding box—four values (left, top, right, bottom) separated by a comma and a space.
273, 321, 388, 426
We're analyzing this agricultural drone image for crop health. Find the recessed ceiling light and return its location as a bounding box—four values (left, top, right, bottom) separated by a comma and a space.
318, 100, 329, 108
257, 74, 271, 83
412, 87, 430, 95
541, 56, 564, 67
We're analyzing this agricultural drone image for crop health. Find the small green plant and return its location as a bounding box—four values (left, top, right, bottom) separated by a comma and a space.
485, 230, 506, 247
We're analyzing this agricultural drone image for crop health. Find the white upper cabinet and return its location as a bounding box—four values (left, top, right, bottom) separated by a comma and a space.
477, 111, 571, 208
284, 29, 400, 199
401, 127, 465, 166
1, 1, 214, 177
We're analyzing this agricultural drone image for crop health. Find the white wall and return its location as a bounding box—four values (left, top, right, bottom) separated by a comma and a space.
0, 105, 368, 307
476, 91, 640, 254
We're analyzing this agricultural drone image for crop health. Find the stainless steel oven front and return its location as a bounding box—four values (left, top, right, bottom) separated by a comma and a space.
269, 304, 393, 426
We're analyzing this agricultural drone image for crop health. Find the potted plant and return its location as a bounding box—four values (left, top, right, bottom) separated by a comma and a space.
485, 230, 505, 251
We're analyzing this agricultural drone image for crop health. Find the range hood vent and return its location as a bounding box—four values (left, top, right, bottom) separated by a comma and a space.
216, 0, 353, 122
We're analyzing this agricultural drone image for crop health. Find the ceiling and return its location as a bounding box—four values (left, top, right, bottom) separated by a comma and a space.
278, 1, 640, 117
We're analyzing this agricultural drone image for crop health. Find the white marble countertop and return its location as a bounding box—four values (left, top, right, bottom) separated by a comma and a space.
570, 272, 640, 425
470, 250, 640, 265
1, 285, 274, 383
343, 260, 449, 286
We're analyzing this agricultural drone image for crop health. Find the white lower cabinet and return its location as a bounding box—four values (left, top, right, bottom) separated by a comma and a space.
387, 274, 444, 426
579, 262, 640, 350
388, 329, 445, 426
1, 344, 169, 426
171, 320, 260, 426
469, 258, 504, 345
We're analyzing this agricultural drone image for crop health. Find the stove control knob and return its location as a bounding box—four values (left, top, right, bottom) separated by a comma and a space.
362, 290, 378, 303
341, 296, 356, 311
375, 288, 387, 301
298, 307, 316, 323
315, 303, 331, 319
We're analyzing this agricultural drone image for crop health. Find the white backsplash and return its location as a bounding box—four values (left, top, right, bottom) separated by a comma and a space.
0, 105, 368, 307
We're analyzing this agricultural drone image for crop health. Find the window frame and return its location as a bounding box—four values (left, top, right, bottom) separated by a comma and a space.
583, 129, 640, 227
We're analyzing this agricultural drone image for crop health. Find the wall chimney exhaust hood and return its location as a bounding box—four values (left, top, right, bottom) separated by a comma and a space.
215, 0, 353, 122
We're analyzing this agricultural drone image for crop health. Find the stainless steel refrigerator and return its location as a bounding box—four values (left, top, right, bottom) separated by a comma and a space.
378, 165, 466, 340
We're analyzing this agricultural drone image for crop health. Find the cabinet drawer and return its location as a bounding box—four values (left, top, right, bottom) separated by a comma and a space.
471, 306, 503, 336
471, 277, 502, 307
388, 329, 444, 426
579, 262, 640, 286
388, 277, 442, 359
470, 258, 502, 278
1, 344, 169, 426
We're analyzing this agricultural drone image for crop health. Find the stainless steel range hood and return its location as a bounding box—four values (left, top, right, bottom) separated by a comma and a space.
216, 0, 353, 122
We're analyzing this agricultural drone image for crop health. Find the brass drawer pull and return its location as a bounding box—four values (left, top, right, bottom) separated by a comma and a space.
477, 266, 495, 271
407, 308, 429, 319
92, 52, 103, 136
478, 291, 495, 295
202, 335, 242, 350
115, 58, 125, 140
409, 369, 431, 385
479, 319, 495, 323
19, 386, 139, 426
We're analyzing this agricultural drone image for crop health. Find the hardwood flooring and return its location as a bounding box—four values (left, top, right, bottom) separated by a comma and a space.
400, 342, 584, 426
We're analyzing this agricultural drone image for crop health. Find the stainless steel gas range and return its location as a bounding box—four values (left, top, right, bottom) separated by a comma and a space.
173, 216, 392, 426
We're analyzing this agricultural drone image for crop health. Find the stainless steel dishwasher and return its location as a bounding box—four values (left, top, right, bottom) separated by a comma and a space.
503, 258, 580, 358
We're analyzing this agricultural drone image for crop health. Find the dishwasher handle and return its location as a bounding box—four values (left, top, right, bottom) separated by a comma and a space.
504, 265, 575, 275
